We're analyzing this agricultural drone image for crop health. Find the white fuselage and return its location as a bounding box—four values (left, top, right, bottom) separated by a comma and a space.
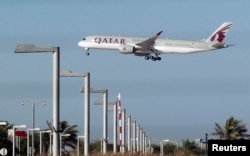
78, 35, 224, 54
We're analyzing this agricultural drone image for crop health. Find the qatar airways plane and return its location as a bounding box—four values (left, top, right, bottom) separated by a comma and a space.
78, 22, 232, 61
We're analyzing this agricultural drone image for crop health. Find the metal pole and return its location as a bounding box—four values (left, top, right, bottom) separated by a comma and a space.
127, 116, 131, 152
136, 124, 140, 152
103, 91, 108, 154
52, 47, 60, 156
77, 136, 84, 156
113, 101, 117, 153
12, 127, 15, 156
142, 132, 145, 153
60, 135, 62, 156
139, 128, 142, 152
205, 133, 208, 156
84, 73, 90, 156
50, 133, 52, 156
77, 138, 80, 156
132, 121, 136, 153
27, 130, 29, 156
122, 109, 126, 153
40, 131, 42, 155
160, 140, 163, 156
32, 104, 35, 156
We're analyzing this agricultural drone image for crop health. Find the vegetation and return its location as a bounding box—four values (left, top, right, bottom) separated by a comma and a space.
211, 116, 250, 139
1, 116, 250, 155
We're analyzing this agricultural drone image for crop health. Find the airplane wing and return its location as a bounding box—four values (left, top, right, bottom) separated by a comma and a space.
135, 31, 163, 52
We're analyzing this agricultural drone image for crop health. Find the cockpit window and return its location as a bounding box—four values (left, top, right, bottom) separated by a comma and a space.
82, 38, 86, 40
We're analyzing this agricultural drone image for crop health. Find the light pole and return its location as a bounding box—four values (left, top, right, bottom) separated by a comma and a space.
122, 109, 126, 153
81, 87, 108, 154
27, 128, 40, 156
127, 115, 131, 153
12, 125, 27, 156
60, 70, 90, 156
60, 134, 70, 156
15, 44, 60, 156
95, 100, 117, 154
132, 120, 136, 153
0, 121, 7, 126
162, 139, 170, 155
77, 136, 84, 156
21, 100, 45, 156
136, 124, 140, 152
40, 130, 52, 155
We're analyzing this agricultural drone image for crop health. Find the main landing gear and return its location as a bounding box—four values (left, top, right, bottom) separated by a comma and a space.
145, 55, 161, 61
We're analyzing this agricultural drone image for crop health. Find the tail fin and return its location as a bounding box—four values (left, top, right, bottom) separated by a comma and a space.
206, 22, 232, 43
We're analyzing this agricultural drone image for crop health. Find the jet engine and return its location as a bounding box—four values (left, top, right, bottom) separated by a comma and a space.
118, 45, 136, 54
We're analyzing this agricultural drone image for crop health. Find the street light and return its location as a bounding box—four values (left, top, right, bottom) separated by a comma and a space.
81, 87, 108, 155
27, 128, 40, 156
60, 70, 90, 156
127, 115, 131, 153
60, 134, 70, 156
161, 139, 178, 155
21, 100, 46, 156
136, 124, 140, 153
132, 120, 136, 153
77, 136, 84, 156
95, 100, 117, 154
40, 130, 52, 155
15, 44, 60, 156
0, 121, 7, 126
12, 125, 27, 156
121, 108, 126, 153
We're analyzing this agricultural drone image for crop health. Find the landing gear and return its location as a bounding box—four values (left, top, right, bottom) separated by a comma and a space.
85, 48, 90, 56
145, 55, 161, 61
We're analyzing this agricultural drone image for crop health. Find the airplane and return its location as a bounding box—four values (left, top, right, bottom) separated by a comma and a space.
77, 22, 232, 61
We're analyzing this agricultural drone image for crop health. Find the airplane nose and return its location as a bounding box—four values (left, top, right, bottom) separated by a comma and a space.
77, 41, 83, 47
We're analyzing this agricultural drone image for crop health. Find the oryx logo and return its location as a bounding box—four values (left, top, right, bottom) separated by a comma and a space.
210, 23, 232, 43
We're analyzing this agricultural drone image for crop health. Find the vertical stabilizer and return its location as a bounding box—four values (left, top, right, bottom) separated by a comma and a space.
206, 22, 232, 43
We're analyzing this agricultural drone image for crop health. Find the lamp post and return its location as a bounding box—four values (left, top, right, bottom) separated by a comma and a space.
21, 100, 45, 156
136, 124, 140, 152
0, 121, 7, 126
77, 136, 84, 156
12, 125, 27, 156
60, 134, 70, 156
122, 109, 126, 153
127, 115, 131, 153
60, 70, 90, 156
15, 44, 60, 156
81, 87, 108, 154
161, 139, 170, 155
95, 100, 117, 154
27, 128, 40, 156
132, 120, 136, 153
139, 128, 143, 152
40, 130, 52, 155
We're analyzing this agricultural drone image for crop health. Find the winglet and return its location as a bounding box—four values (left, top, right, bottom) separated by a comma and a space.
157, 31, 163, 36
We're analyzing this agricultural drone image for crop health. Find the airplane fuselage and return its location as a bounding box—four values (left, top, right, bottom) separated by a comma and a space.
79, 35, 225, 54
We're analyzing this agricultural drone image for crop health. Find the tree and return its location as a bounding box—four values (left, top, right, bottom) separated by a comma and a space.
182, 139, 204, 155
40, 120, 78, 155
0, 121, 15, 155
211, 116, 250, 139
59, 120, 78, 154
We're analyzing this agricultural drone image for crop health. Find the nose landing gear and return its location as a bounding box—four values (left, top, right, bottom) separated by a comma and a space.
85, 48, 90, 56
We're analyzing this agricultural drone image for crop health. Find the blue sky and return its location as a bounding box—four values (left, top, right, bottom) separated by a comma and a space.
1, 0, 250, 144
